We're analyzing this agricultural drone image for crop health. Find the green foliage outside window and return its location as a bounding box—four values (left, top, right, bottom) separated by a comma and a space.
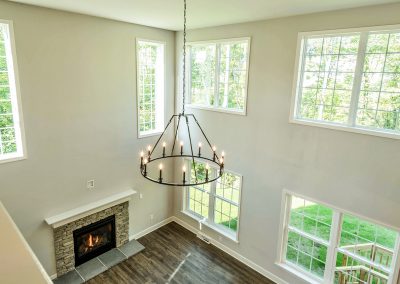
189, 39, 249, 112
137, 41, 162, 134
0, 24, 21, 157
286, 200, 397, 280
187, 161, 241, 233
190, 44, 216, 106
298, 31, 400, 133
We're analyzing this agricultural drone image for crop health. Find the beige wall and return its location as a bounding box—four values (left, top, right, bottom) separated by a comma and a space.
174, 3, 400, 283
1, 0, 400, 281
0, 0, 175, 276
0, 202, 51, 284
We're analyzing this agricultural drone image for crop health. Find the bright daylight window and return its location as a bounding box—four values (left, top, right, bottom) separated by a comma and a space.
292, 26, 400, 138
280, 193, 400, 283
136, 40, 165, 137
0, 21, 25, 162
187, 38, 250, 114
184, 161, 242, 240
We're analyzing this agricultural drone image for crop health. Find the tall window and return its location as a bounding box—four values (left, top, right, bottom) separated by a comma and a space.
279, 193, 400, 283
187, 38, 250, 114
136, 40, 165, 137
292, 25, 400, 138
184, 161, 242, 240
0, 21, 25, 163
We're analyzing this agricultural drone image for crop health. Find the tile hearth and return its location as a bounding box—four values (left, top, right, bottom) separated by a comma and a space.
53, 239, 145, 284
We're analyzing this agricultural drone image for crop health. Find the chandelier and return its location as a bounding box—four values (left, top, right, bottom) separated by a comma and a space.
139, 0, 224, 186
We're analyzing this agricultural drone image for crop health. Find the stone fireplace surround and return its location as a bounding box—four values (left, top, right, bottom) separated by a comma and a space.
45, 190, 136, 277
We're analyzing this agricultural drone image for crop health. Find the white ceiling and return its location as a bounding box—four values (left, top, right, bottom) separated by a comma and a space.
8, 0, 399, 31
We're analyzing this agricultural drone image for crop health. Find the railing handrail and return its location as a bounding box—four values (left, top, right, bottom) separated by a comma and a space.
340, 242, 394, 255
335, 265, 389, 280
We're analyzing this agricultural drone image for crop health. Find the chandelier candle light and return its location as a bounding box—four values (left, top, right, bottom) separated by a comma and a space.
139, 0, 225, 186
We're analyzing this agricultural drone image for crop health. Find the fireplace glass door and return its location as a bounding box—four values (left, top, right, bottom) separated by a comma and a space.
73, 215, 116, 266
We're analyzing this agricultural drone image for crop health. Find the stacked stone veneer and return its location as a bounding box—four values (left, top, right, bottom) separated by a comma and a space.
53, 202, 129, 276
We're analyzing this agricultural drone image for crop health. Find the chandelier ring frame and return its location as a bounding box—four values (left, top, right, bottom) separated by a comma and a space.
140, 155, 223, 187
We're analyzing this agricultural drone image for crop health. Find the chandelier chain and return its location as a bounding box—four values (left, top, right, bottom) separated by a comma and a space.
139, 0, 224, 187
182, 0, 187, 114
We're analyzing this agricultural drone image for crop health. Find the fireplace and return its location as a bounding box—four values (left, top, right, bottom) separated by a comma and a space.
73, 215, 116, 266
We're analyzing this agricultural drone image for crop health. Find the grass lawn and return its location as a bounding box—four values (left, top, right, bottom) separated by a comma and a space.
286, 204, 397, 278
189, 187, 239, 232
220, 217, 238, 231
189, 166, 240, 233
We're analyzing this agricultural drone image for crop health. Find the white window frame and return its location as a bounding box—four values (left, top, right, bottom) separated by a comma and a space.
182, 159, 242, 242
290, 24, 400, 140
136, 38, 166, 138
0, 19, 26, 164
276, 189, 400, 284
185, 37, 251, 116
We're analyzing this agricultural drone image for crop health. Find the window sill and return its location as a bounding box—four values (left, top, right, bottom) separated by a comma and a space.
181, 210, 239, 243
275, 262, 322, 284
290, 118, 400, 140
138, 130, 163, 139
186, 104, 246, 116
0, 154, 26, 165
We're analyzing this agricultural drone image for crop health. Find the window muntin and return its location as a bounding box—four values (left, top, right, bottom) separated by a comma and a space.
357, 32, 400, 130
334, 252, 390, 284
293, 26, 400, 137
335, 214, 397, 283
289, 196, 333, 241
280, 193, 400, 283
300, 35, 360, 124
137, 40, 165, 137
286, 196, 333, 278
214, 172, 240, 232
286, 230, 328, 278
189, 44, 216, 106
187, 38, 250, 114
188, 163, 211, 219
0, 22, 25, 162
185, 161, 242, 238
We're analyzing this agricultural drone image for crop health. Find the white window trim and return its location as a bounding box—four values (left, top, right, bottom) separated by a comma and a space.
135, 38, 166, 139
276, 189, 400, 284
289, 24, 400, 140
0, 19, 27, 164
181, 160, 243, 242
185, 37, 251, 116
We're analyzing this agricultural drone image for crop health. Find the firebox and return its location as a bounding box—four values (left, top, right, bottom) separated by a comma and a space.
73, 215, 116, 266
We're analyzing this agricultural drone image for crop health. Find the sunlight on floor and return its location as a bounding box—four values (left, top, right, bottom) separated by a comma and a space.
167, 252, 192, 283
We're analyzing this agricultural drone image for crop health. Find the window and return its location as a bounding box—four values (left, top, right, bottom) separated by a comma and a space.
136, 39, 165, 137
278, 192, 400, 283
184, 161, 242, 240
187, 38, 250, 114
285, 196, 333, 279
0, 21, 25, 163
291, 25, 400, 139
336, 214, 397, 284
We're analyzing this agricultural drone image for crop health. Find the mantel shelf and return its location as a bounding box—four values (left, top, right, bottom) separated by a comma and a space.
44, 189, 137, 229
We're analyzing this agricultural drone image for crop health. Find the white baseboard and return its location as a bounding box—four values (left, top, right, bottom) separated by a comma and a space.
130, 217, 174, 240
51, 216, 287, 284
172, 216, 288, 284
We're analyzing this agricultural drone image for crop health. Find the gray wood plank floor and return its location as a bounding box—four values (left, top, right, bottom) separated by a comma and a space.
87, 221, 275, 284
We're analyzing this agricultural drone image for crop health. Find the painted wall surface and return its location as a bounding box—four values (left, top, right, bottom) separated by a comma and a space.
174, 3, 400, 284
0, 0, 175, 276
0, 202, 51, 283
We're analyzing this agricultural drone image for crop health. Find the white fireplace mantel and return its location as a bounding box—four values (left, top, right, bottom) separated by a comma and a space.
44, 189, 137, 228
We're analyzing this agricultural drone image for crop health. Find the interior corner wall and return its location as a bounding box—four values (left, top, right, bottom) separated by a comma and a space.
173, 3, 400, 284
0, 0, 175, 276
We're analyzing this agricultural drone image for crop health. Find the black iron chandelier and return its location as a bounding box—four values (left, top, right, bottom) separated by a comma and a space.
139, 0, 224, 186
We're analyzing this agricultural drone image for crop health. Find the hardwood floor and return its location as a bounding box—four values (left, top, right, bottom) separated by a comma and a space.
88, 222, 275, 284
